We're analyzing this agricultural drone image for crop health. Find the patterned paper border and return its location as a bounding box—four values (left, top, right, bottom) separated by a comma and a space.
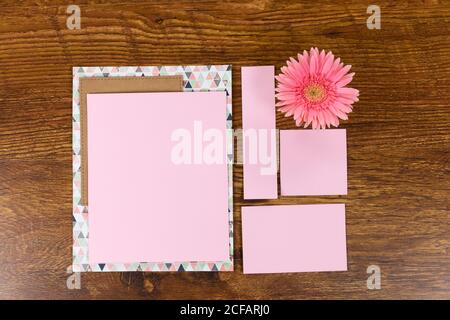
72, 66, 233, 272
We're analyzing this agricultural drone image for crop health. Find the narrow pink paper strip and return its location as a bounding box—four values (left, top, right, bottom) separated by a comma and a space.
241, 66, 278, 199
242, 204, 348, 274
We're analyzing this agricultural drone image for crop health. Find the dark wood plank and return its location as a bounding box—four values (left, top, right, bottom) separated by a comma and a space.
0, 0, 449, 299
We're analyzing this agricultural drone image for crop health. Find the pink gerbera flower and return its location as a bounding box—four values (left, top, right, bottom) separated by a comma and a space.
275, 47, 359, 129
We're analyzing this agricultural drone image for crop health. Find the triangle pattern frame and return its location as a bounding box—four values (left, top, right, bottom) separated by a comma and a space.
72, 65, 233, 272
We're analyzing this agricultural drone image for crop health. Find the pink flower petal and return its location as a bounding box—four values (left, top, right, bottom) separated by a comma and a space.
337, 87, 359, 97
326, 57, 341, 78
310, 51, 317, 75
321, 52, 335, 75
331, 64, 352, 83
337, 96, 356, 105
336, 73, 354, 87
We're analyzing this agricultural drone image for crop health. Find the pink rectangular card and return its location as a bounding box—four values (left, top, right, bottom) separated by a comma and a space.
87, 91, 230, 264
241, 66, 278, 200
280, 129, 347, 196
241, 204, 347, 274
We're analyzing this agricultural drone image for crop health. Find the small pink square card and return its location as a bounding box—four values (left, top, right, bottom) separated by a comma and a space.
280, 129, 347, 196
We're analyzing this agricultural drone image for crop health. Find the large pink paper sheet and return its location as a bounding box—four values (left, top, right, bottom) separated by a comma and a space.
280, 129, 347, 196
241, 66, 278, 200
241, 204, 347, 274
87, 92, 230, 264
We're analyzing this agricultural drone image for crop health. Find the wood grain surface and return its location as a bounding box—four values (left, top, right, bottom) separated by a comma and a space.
0, 0, 449, 299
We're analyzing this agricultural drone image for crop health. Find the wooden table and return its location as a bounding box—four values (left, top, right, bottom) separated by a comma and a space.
0, 0, 449, 299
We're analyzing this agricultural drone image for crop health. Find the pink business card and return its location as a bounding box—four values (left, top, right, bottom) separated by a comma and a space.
242, 204, 347, 274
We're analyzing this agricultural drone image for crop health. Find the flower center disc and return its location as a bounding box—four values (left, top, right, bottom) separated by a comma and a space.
304, 84, 326, 103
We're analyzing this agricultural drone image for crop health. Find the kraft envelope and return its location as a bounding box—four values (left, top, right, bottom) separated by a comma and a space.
280, 129, 347, 196
87, 91, 230, 264
79, 76, 183, 205
242, 204, 347, 274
